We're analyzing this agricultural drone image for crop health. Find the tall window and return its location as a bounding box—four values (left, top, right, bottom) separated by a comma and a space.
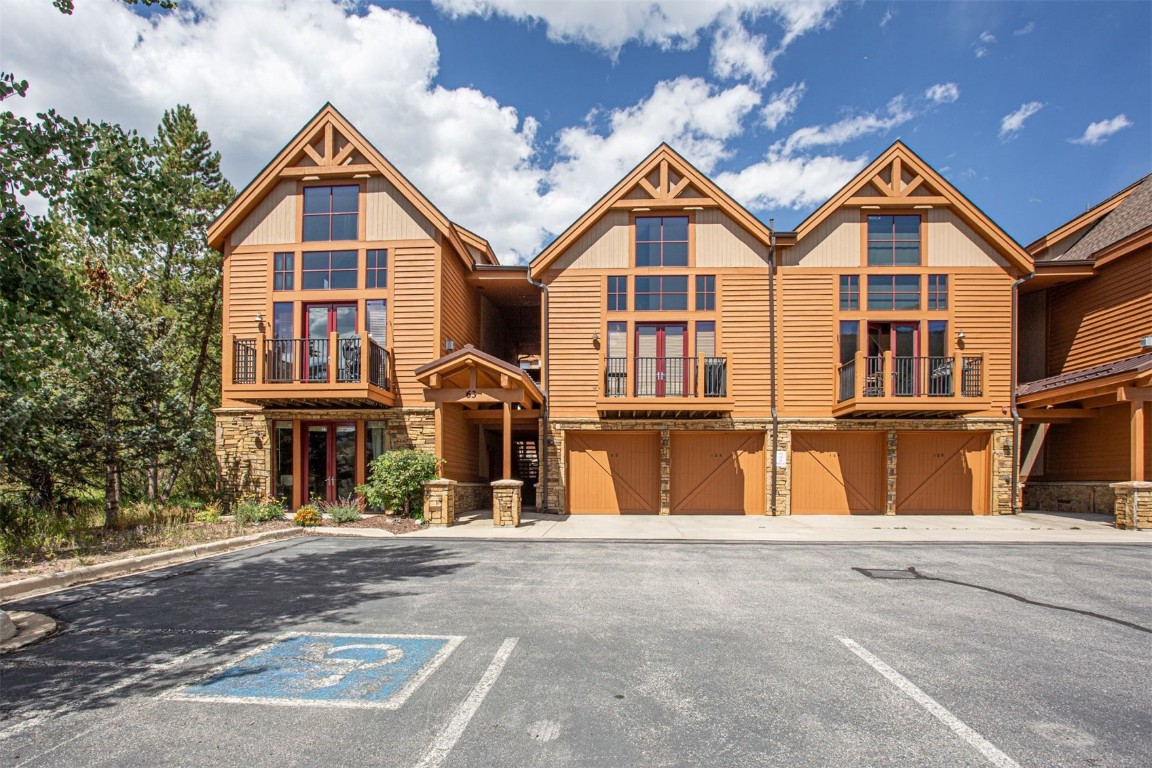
605, 321, 628, 396
928, 274, 948, 310
839, 275, 859, 310
635, 275, 688, 310
867, 214, 921, 266
366, 421, 388, 479
366, 249, 388, 289
302, 250, 357, 289
695, 275, 715, 310
607, 276, 627, 311
274, 422, 294, 505
928, 320, 948, 358
366, 299, 387, 344
273, 252, 294, 291
867, 275, 920, 310
272, 302, 293, 339
839, 320, 859, 364
635, 216, 689, 267
303, 185, 358, 241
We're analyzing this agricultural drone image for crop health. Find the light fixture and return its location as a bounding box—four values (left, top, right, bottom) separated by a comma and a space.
444, 339, 456, 352
1140, 335, 1152, 350
913, 204, 934, 209
956, 331, 966, 340
254, 312, 264, 323
592, 331, 601, 343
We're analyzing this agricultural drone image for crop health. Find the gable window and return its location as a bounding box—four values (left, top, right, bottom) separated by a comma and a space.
928, 274, 948, 310
302, 250, 357, 290
607, 276, 627, 311
303, 185, 359, 241
635, 275, 688, 311
867, 214, 921, 266
635, 215, 689, 267
867, 275, 920, 310
839, 274, 859, 310
273, 252, 294, 291
366, 249, 388, 289
695, 275, 715, 310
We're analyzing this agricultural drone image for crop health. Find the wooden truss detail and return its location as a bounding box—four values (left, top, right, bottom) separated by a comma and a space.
289, 121, 369, 175
856, 155, 938, 203
622, 159, 713, 206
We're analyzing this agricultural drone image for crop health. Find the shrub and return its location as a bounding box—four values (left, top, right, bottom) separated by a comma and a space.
194, 502, 222, 524
233, 495, 285, 525
320, 496, 363, 524
356, 450, 442, 517
293, 505, 322, 527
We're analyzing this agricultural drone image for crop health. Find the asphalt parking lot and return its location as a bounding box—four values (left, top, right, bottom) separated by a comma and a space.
2, 537, 1149, 767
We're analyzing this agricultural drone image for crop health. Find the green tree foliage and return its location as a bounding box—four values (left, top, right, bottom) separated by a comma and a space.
357, 451, 443, 517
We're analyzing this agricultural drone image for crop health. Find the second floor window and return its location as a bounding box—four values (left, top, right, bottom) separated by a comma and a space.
636, 215, 689, 267
839, 274, 859, 310
867, 275, 920, 310
366, 249, 388, 289
696, 275, 715, 310
273, 252, 294, 291
867, 214, 920, 266
302, 250, 357, 290
928, 274, 948, 309
635, 275, 688, 311
607, 276, 627, 311
303, 185, 358, 241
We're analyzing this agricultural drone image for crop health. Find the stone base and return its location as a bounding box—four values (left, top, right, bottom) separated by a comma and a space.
1023, 481, 1116, 515
423, 479, 456, 527
455, 482, 492, 513
1111, 481, 1152, 530
492, 480, 523, 527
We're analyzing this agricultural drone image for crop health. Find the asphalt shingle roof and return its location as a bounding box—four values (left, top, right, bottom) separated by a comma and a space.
1046, 175, 1152, 262
1017, 351, 1152, 397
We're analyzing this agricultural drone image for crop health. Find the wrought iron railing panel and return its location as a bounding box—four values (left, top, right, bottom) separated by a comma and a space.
703, 357, 727, 398
634, 357, 695, 398
863, 356, 885, 397
336, 337, 361, 383
926, 356, 953, 396
368, 339, 391, 391
961, 356, 983, 397
837, 358, 855, 402
233, 339, 256, 384
604, 357, 627, 398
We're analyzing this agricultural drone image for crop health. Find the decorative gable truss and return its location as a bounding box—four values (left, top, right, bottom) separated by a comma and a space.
282, 121, 374, 178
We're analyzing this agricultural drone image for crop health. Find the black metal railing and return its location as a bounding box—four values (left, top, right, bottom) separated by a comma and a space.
703, 357, 727, 397
836, 354, 985, 400
603, 356, 728, 398
961, 355, 983, 397
864, 355, 885, 397
605, 356, 628, 397
838, 358, 855, 402
368, 338, 391, 391
336, 337, 360, 382
233, 339, 256, 384
926, 356, 954, 396
234, 336, 392, 390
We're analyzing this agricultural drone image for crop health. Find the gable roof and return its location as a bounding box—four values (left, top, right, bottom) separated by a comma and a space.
791, 141, 1032, 274
207, 103, 494, 266
1026, 174, 1148, 260
1035, 174, 1152, 263
529, 143, 775, 278
413, 344, 544, 404
1017, 351, 1152, 400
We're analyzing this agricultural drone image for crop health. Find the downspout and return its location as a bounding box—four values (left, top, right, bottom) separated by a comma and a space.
526, 271, 550, 513
768, 222, 779, 515
1009, 271, 1035, 514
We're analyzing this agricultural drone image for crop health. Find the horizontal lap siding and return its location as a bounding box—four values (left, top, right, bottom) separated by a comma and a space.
226, 252, 268, 340
547, 271, 601, 418
721, 273, 772, 415
440, 249, 481, 353
1047, 248, 1152, 375
953, 271, 1014, 409
393, 244, 437, 404
779, 272, 836, 415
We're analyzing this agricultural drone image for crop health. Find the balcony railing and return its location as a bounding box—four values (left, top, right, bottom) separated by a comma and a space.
837, 353, 985, 402
231, 332, 391, 392
604, 356, 728, 399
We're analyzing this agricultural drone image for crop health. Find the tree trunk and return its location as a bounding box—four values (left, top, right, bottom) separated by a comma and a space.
104, 454, 121, 529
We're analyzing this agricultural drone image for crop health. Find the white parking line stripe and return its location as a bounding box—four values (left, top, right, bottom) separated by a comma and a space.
414, 638, 519, 768
838, 637, 1021, 768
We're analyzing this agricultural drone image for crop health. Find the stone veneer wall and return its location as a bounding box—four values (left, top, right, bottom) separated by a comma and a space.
1022, 481, 1116, 515
543, 417, 1015, 516
454, 482, 492, 513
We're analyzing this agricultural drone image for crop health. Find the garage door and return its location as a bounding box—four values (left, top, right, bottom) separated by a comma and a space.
791, 432, 884, 515
567, 432, 659, 514
896, 432, 989, 515
670, 432, 765, 515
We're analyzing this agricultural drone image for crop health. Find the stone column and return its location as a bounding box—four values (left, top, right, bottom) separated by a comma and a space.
491, 480, 523, 527
659, 430, 671, 516
423, 479, 457, 527
1110, 481, 1152, 530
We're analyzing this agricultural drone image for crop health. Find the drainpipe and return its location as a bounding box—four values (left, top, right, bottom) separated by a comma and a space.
1009, 271, 1035, 514
526, 271, 550, 513
768, 222, 779, 515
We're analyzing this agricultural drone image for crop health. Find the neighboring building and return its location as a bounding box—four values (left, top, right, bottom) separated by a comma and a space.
209, 105, 542, 513
529, 142, 1031, 515
1017, 176, 1152, 514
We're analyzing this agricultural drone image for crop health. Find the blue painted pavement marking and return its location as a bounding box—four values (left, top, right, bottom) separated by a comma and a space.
176, 633, 464, 709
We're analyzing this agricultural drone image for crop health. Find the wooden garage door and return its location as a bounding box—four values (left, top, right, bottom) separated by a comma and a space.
791, 432, 884, 515
670, 432, 765, 515
896, 432, 990, 515
567, 432, 659, 514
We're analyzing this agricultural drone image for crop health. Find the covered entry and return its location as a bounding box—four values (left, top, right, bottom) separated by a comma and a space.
670, 431, 765, 514
791, 432, 885, 514
896, 432, 990, 514
567, 432, 659, 514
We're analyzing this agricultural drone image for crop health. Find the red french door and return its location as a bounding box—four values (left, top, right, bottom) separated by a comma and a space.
868, 322, 920, 395
304, 303, 357, 382
636, 323, 687, 397
304, 422, 357, 504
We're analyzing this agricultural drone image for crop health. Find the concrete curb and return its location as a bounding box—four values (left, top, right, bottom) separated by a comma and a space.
0, 611, 58, 654
309, 526, 396, 538
1, 527, 305, 604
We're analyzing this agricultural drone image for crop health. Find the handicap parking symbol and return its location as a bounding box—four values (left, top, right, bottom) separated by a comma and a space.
178, 633, 464, 709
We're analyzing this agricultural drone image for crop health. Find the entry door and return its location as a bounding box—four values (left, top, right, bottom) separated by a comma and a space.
636, 323, 687, 397
305, 303, 357, 382
868, 322, 919, 396
305, 423, 357, 504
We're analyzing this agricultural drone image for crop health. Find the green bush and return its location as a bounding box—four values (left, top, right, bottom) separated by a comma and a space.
321, 496, 363, 524
193, 501, 222, 524
232, 495, 285, 525
293, 505, 322, 527
356, 450, 442, 517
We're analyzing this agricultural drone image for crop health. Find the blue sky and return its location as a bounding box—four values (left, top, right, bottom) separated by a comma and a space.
3, 0, 1149, 262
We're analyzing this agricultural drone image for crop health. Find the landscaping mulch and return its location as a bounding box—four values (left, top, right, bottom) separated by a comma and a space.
327, 514, 424, 535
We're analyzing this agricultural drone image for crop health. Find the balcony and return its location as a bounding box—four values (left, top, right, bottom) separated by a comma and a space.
833, 352, 990, 417
597, 356, 733, 416
229, 332, 394, 407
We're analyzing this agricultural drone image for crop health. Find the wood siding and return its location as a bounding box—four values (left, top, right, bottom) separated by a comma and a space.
1047, 248, 1152, 376
545, 270, 602, 417
791, 431, 885, 514
695, 209, 770, 267
925, 209, 1010, 268
231, 180, 296, 247
439, 403, 480, 482
226, 250, 269, 342
567, 432, 660, 514
440, 248, 482, 355
782, 209, 858, 267
552, 211, 630, 270
392, 244, 438, 403
778, 272, 836, 415
953, 271, 1015, 408
722, 273, 773, 415
895, 431, 989, 514
669, 431, 765, 514
364, 176, 436, 241
1043, 403, 1152, 481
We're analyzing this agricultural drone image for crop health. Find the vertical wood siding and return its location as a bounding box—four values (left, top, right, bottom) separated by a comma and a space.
925, 209, 1010, 268
552, 211, 630, 270
439, 403, 480, 481
695, 210, 770, 267
231, 181, 296, 247
392, 244, 437, 403
1047, 248, 1152, 375
953, 271, 1015, 408
781, 209, 859, 267
721, 273, 773, 415
778, 272, 836, 415
364, 177, 435, 241
545, 271, 602, 417
1043, 403, 1149, 481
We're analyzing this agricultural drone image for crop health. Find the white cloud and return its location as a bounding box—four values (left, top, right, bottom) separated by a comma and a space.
778, 95, 915, 156
714, 151, 868, 210
711, 17, 777, 86
880, 7, 894, 28
1070, 114, 1133, 146
1013, 21, 1035, 36
999, 101, 1044, 139
924, 83, 960, 105
975, 47, 989, 59
761, 82, 806, 131
979, 31, 997, 44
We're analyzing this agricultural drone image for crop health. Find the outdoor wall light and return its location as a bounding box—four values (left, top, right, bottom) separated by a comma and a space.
444, 339, 456, 352
956, 331, 965, 339
254, 312, 264, 323
592, 332, 601, 343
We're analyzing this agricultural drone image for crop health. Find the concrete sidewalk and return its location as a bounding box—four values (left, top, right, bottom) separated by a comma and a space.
405, 509, 1151, 543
